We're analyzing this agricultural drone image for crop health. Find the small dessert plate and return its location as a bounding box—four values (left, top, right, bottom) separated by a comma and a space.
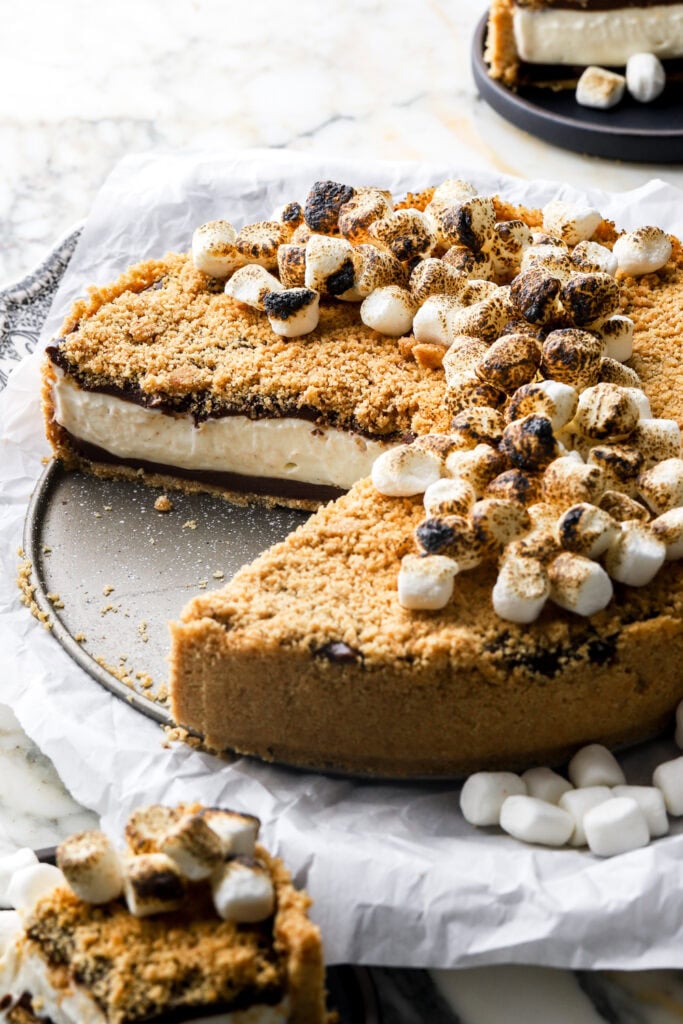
471, 13, 683, 163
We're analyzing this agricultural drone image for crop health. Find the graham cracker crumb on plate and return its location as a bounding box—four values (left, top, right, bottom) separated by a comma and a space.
212, 570, 225, 579
182, 519, 198, 530
103, 584, 114, 596
74, 632, 86, 643
154, 494, 174, 512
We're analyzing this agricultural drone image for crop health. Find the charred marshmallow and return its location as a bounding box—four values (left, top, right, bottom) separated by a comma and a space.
587, 444, 644, 497
225, 264, 283, 310
369, 209, 436, 261
476, 332, 542, 394
471, 498, 531, 551
263, 288, 320, 338
338, 187, 393, 242
409, 258, 465, 303
415, 515, 484, 569
560, 272, 620, 327
450, 406, 506, 450
556, 502, 619, 558
541, 328, 604, 390
303, 180, 355, 234
507, 381, 578, 433
123, 853, 185, 917
304, 235, 358, 296
500, 415, 560, 472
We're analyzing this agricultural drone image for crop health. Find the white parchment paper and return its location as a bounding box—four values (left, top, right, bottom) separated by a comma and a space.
2, 149, 683, 969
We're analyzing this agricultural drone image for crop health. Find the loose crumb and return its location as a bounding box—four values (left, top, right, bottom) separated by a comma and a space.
42, 544, 52, 554
182, 519, 198, 530
17, 560, 52, 629
103, 584, 114, 596
212, 570, 225, 579
154, 495, 174, 513
104, 505, 112, 511
198, 579, 208, 589
100, 603, 118, 616
94, 511, 102, 518
74, 632, 87, 643
138, 620, 149, 643
47, 592, 65, 609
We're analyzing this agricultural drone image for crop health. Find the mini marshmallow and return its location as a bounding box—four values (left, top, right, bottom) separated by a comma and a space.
448, 291, 513, 345
471, 498, 531, 551
443, 336, 490, 382
160, 814, 224, 881
369, 208, 436, 261
431, 178, 478, 206
415, 515, 484, 569
613, 226, 672, 276
459, 771, 527, 826
486, 468, 541, 507
57, 830, 124, 904
437, 195, 496, 252
264, 288, 320, 338
492, 555, 549, 624
397, 554, 458, 610
343, 243, 407, 300
541, 328, 604, 390
460, 279, 501, 305
507, 381, 578, 433
568, 744, 626, 788
499, 795, 574, 847
604, 521, 666, 586
500, 415, 560, 472
192, 221, 245, 278
576, 66, 626, 110
200, 809, 260, 856
0, 849, 38, 907
450, 407, 506, 450
560, 272, 620, 327
304, 235, 357, 296
599, 316, 634, 362
599, 489, 650, 523
571, 241, 618, 277
521, 767, 573, 805
413, 295, 462, 347
270, 200, 304, 232
542, 199, 603, 246
638, 458, 683, 514
630, 419, 682, 469
235, 221, 284, 269
224, 264, 283, 310
573, 384, 640, 443
125, 805, 181, 855
445, 444, 506, 496
445, 370, 506, 415
423, 476, 477, 517
212, 857, 275, 923
622, 388, 651, 420
510, 267, 562, 325
612, 785, 669, 838
559, 787, 613, 847
476, 332, 542, 394
507, 526, 561, 565
442, 245, 495, 280
677, 701, 683, 747
487, 219, 533, 277
123, 853, 186, 917
626, 52, 666, 103
653, 756, 683, 815
303, 180, 355, 233
409, 258, 465, 303
599, 357, 643, 389
583, 797, 650, 857
521, 245, 573, 282
412, 434, 463, 460
7, 863, 66, 915
372, 445, 442, 497
556, 502, 619, 558
650, 507, 683, 559
360, 286, 416, 336
548, 552, 613, 616
338, 186, 393, 242
277, 243, 306, 288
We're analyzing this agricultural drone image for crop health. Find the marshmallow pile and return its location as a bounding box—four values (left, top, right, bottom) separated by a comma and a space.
576, 52, 667, 109
460, 708, 683, 856
0, 804, 275, 926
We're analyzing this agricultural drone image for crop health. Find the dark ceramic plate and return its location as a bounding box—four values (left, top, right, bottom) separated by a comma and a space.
471, 13, 683, 162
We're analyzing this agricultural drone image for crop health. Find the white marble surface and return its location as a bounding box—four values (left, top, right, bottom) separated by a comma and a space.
3, 1, 683, 1020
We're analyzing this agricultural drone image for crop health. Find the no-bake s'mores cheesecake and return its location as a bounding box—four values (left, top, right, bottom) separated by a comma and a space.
0, 805, 326, 1023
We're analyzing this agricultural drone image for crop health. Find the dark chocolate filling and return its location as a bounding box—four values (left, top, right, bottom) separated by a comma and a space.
515, 0, 682, 10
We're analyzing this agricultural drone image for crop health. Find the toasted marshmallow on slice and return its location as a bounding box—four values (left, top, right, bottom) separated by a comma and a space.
212, 857, 275, 923
423, 477, 477, 518
573, 383, 640, 443
445, 444, 506, 497
576, 66, 626, 110
510, 267, 562, 326
225, 264, 283, 310
520, 245, 573, 282
599, 489, 650, 523
471, 498, 531, 551
630, 419, 682, 468
613, 226, 672, 276
7, 863, 66, 915
541, 328, 604, 390
450, 406, 506, 450
650, 507, 683, 559
369, 208, 436, 261
492, 555, 550, 624
501, 415, 560, 472
556, 502, 619, 559
123, 853, 186, 917
0, 849, 38, 906
398, 554, 458, 611
415, 515, 484, 569
360, 286, 416, 336
160, 813, 224, 881
448, 289, 513, 344
487, 220, 533, 276
626, 52, 666, 103
638, 458, 683, 514
304, 235, 357, 296
605, 521, 666, 586
508, 381, 578, 433
192, 221, 245, 278
443, 336, 490, 381
342, 243, 407, 300
571, 241, 618, 277
409, 258, 465, 303
460, 771, 527, 827
542, 199, 602, 245
263, 288, 320, 338
235, 221, 285, 270
372, 445, 442, 497
476, 332, 542, 395
446, 370, 506, 416
200, 809, 260, 857
57, 830, 123, 904
443, 246, 496, 280
560, 272, 620, 327
486, 468, 542, 508
522, 767, 573, 805
598, 316, 634, 362
303, 179, 355, 234
548, 552, 613, 616
125, 805, 181, 855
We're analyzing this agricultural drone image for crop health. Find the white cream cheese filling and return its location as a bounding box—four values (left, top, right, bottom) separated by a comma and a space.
513, 4, 683, 66
51, 368, 396, 491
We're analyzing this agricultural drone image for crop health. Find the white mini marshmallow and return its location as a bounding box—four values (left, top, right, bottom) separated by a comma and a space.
212, 858, 274, 923
224, 264, 283, 310
57, 830, 124, 904
613, 226, 672, 276
521, 767, 573, 805
571, 241, 618, 277
263, 288, 320, 338
191, 220, 245, 278
568, 743, 626, 788
459, 772, 527, 827
626, 52, 666, 103
7, 863, 66, 916
559, 786, 613, 846
542, 199, 602, 246
612, 785, 669, 838
492, 556, 550, 624
638, 458, 683, 515
631, 419, 682, 468
653, 756, 683, 815
604, 522, 666, 586
676, 700, 683, 748
583, 797, 650, 857
160, 814, 224, 881
398, 554, 458, 611
499, 795, 575, 847
372, 445, 442, 497
576, 66, 626, 110
201, 809, 260, 857
360, 286, 416, 336
413, 295, 462, 347
599, 316, 634, 363
0, 849, 37, 907
423, 477, 476, 518
651, 507, 683, 559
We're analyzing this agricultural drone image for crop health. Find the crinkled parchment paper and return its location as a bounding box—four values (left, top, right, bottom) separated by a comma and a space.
2, 150, 683, 968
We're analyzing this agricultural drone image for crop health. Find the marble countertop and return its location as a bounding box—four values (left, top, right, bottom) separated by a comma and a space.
2, 1, 683, 1019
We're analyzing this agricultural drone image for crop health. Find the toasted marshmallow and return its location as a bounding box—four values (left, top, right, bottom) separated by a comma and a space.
508, 380, 578, 432
443, 336, 490, 382
0, 911, 20, 954
212, 857, 275, 923
543, 456, 605, 507
599, 489, 650, 523
559, 787, 613, 847
123, 853, 186, 917
650, 507, 683, 559
200, 809, 260, 856
442, 246, 496, 280
542, 199, 602, 245
548, 552, 613, 615
270, 200, 304, 233
372, 445, 442, 497
423, 476, 477, 517
413, 295, 462, 347
612, 785, 669, 838
626, 52, 666, 103
277, 243, 307, 288
460, 771, 527, 827
486, 468, 541, 507
409, 258, 465, 302
598, 316, 634, 362
369, 208, 436, 261
7, 864, 66, 915
343, 243, 407, 300
160, 813, 224, 881
397, 553, 458, 610
630, 419, 682, 468
303, 179, 355, 234
492, 555, 549, 623
291, 223, 312, 245
360, 286, 416, 336
613, 226, 672, 276
576, 66, 626, 109
235, 221, 284, 270
622, 387, 651, 419
460, 279, 501, 304
501, 415, 560, 472
445, 443, 506, 496
192, 221, 245, 278
599, 357, 642, 389
510, 268, 562, 325
338, 186, 393, 242
437, 195, 496, 252
571, 241, 618, 277
522, 767, 573, 805
584, 797, 650, 857
556, 502, 619, 558
487, 219, 533, 277
432, 178, 478, 206
605, 521, 666, 585
264, 288, 320, 338
560, 272, 620, 327
521, 245, 573, 282
541, 328, 604, 390
587, 443, 644, 496
445, 370, 506, 415
57, 830, 123, 904
304, 235, 357, 296
415, 515, 484, 568
471, 498, 531, 552
507, 526, 561, 564
412, 434, 463, 460
125, 805, 181, 855
0, 850, 38, 906
476, 332, 542, 394
224, 264, 283, 310
638, 458, 683, 514
573, 383, 640, 442
450, 406, 506, 449
448, 288, 513, 343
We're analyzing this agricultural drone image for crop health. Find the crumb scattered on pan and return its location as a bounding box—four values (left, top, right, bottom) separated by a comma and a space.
182, 519, 198, 530
155, 684, 169, 703
154, 495, 174, 513
135, 670, 154, 689
42, 544, 52, 555
163, 725, 202, 749
100, 603, 119, 616
212, 570, 224, 579
16, 558, 52, 630
74, 632, 87, 643
104, 505, 112, 511
94, 654, 134, 688
103, 584, 114, 596
47, 592, 65, 610
138, 620, 149, 643
198, 579, 208, 589
149, 537, 156, 545
94, 511, 102, 518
